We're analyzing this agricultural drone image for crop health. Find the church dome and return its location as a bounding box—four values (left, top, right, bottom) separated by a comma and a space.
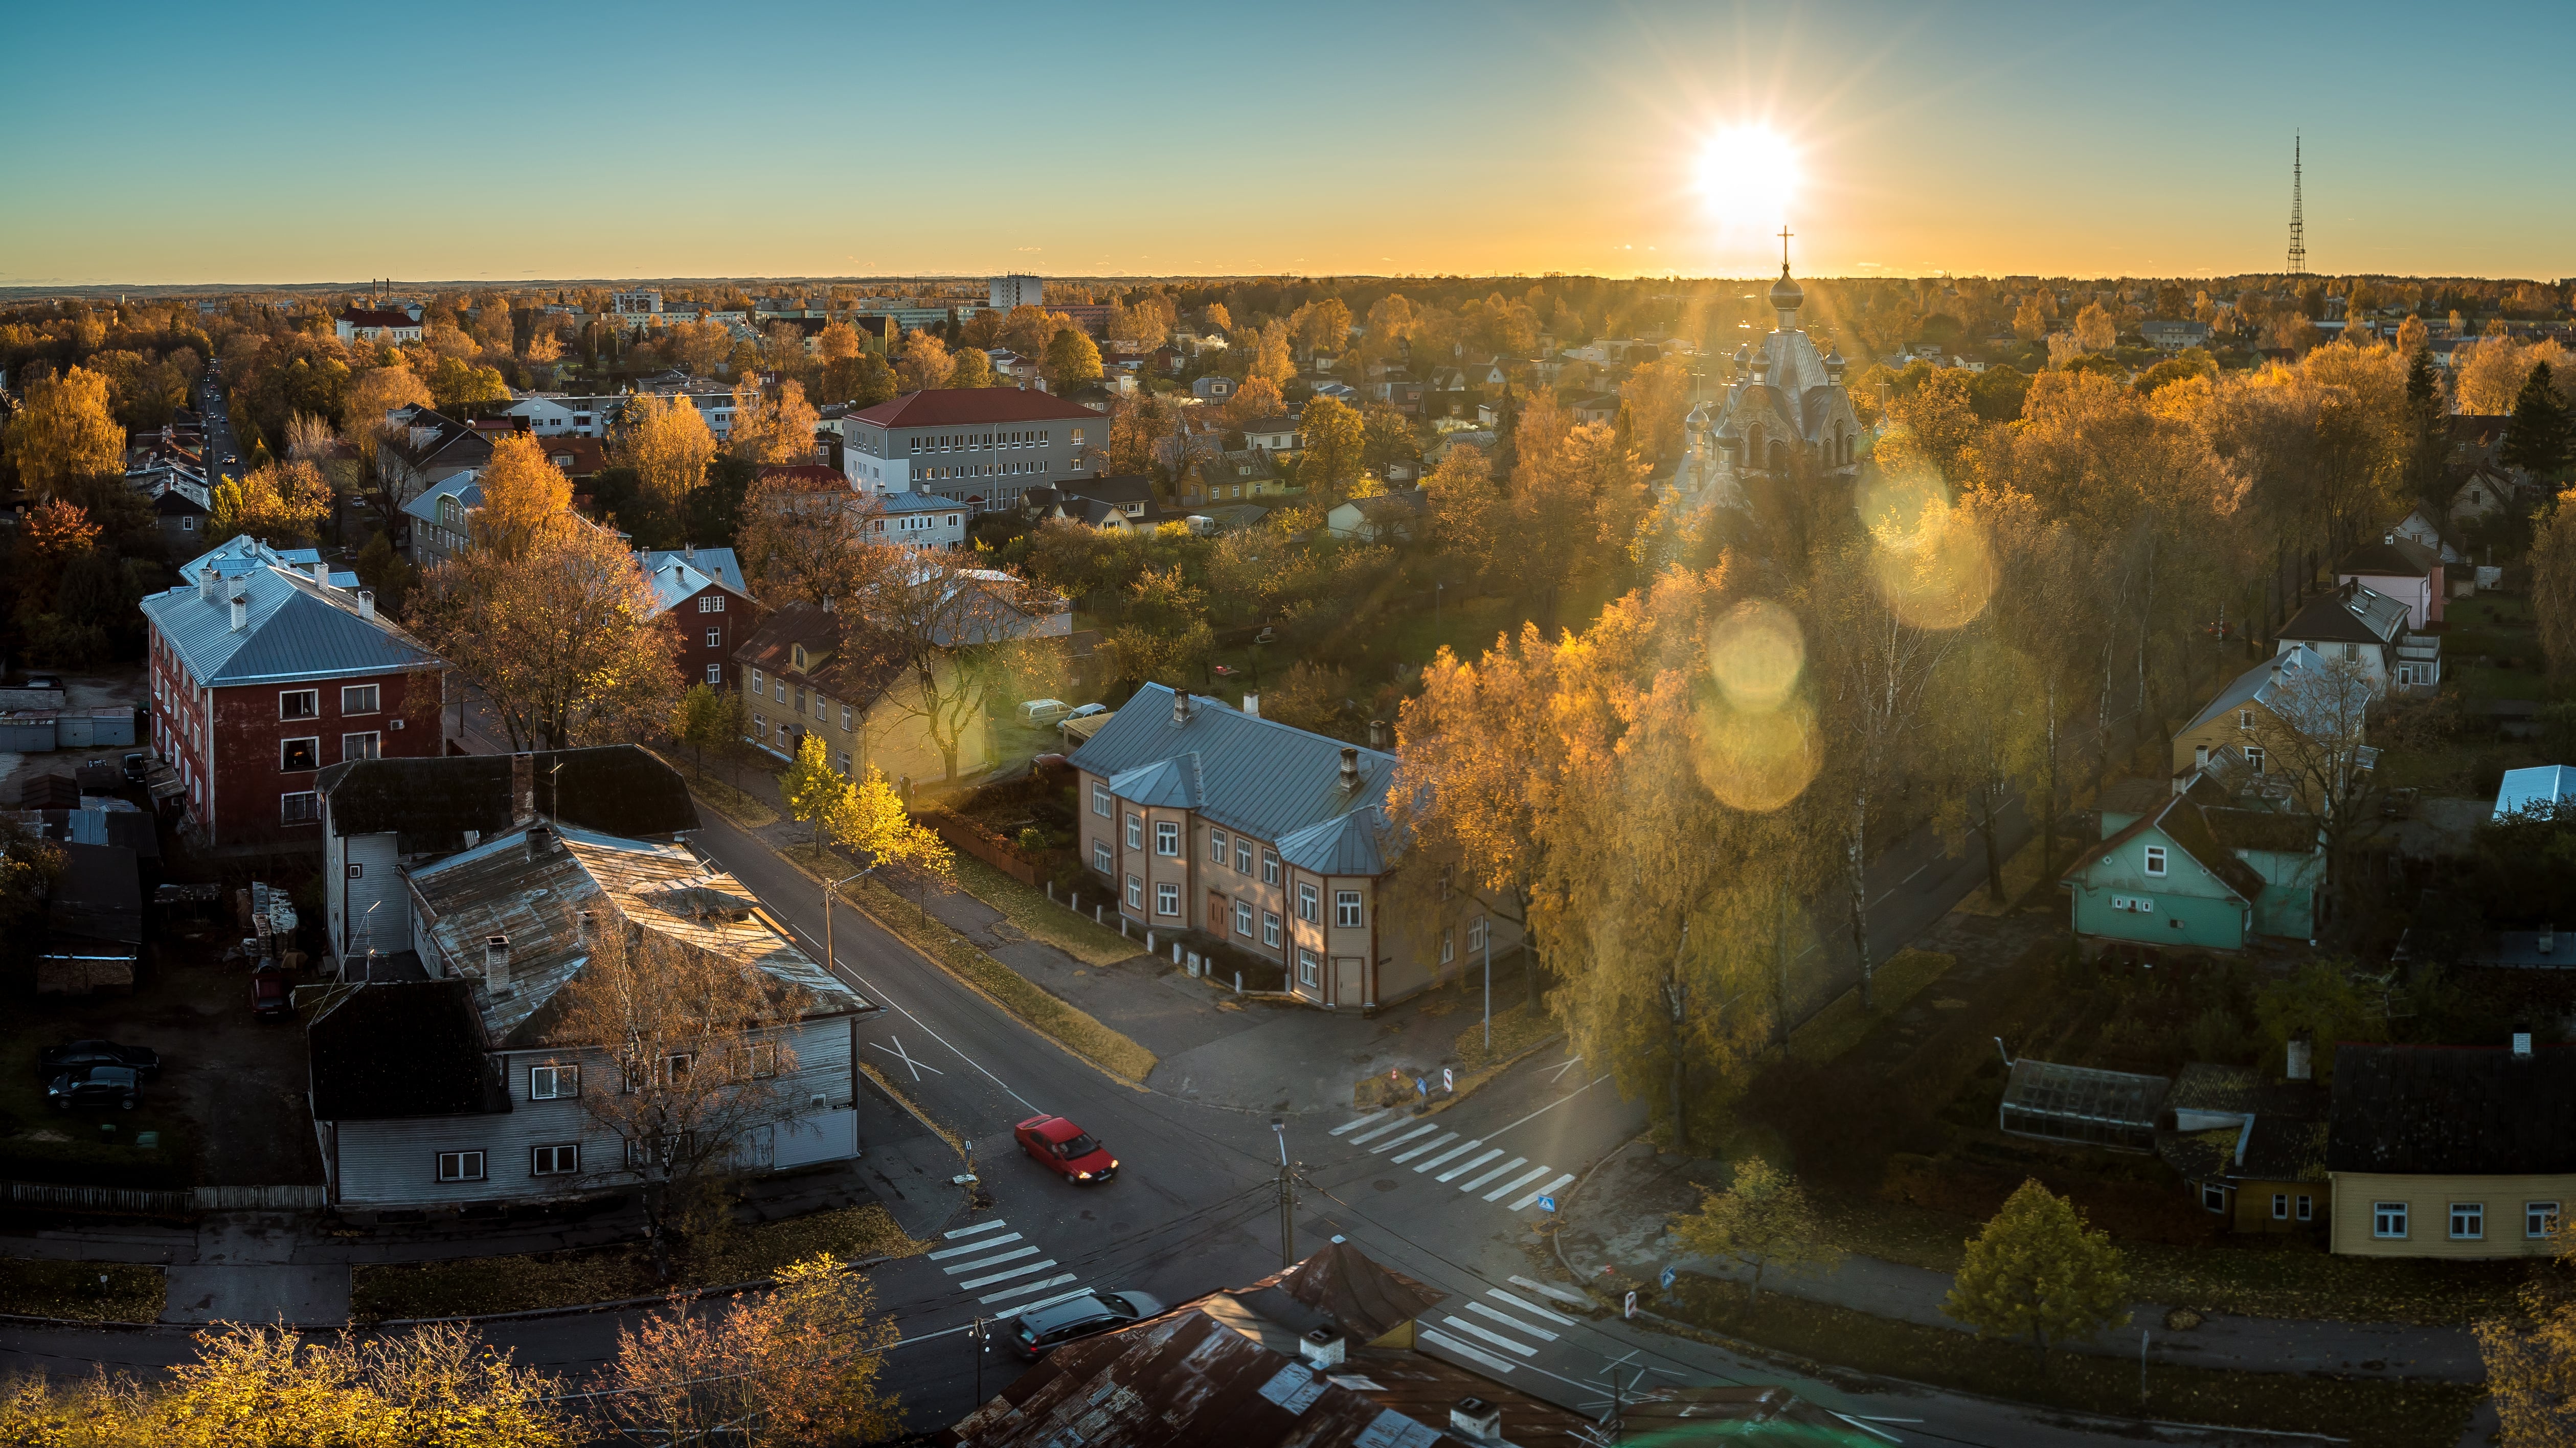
1769, 265, 1804, 313
1685, 400, 1713, 433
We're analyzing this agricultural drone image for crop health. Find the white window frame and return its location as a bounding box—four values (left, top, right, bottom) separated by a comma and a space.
706, 627, 722, 647
280, 790, 321, 824
528, 1064, 579, 1100
1262, 911, 1280, 947
1125, 874, 1142, 909
342, 731, 380, 762
2531, 1202, 2561, 1239
1155, 821, 1181, 857
1125, 812, 1142, 849
1468, 916, 1488, 951
1093, 784, 1112, 818
531, 1143, 579, 1176
2244, 745, 2266, 774
2296, 1193, 2314, 1222
2200, 1183, 2227, 1213
2451, 1202, 2484, 1240
1441, 929, 1455, 964
1210, 829, 1229, 864
2372, 1201, 2408, 1239
436, 1150, 486, 1183
1235, 839, 1253, 872
2271, 1193, 2288, 1220
1235, 900, 1253, 936
1297, 883, 1319, 923
279, 688, 319, 720
2142, 845, 2167, 877
1093, 840, 1112, 872
340, 684, 379, 715
280, 735, 321, 772
1155, 882, 1180, 917
1335, 890, 1362, 927
1262, 849, 1280, 885
1297, 949, 1318, 987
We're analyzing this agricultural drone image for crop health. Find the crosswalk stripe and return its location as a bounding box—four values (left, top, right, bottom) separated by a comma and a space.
1329, 1111, 1391, 1137
1509, 1172, 1577, 1212
1419, 1327, 1519, 1376
1508, 1275, 1592, 1309
1371, 1123, 1441, 1155
1437, 1148, 1503, 1182
979, 1273, 1079, 1305
1486, 1165, 1553, 1203
1458, 1156, 1525, 1193
1464, 1299, 1559, 1342
941, 1219, 1011, 1240
1489, 1288, 1576, 1327
1414, 1138, 1482, 1172
942, 1245, 1037, 1275
959, 1258, 1060, 1289
929, 1232, 1022, 1260
1344, 1117, 1414, 1146
1389, 1130, 1457, 1164
1439, 1314, 1538, 1357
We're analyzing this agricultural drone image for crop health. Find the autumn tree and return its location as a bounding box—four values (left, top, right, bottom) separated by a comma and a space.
670, 682, 749, 776
729, 378, 821, 465
4, 366, 124, 495
736, 475, 901, 605
946, 345, 996, 389
470, 434, 574, 561
894, 330, 952, 393
409, 518, 682, 750
844, 562, 1059, 781
780, 735, 955, 879
601, 1252, 899, 1446
425, 355, 509, 412
1620, 356, 1693, 463
1222, 375, 1286, 428
1943, 1180, 2131, 1362
611, 392, 716, 546
1668, 1158, 1841, 1302
1043, 327, 1103, 389
1297, 395, 1364, 494
1103, 564, 1215, 688
548, 923, 812, 1279
1259, 660, 1354, 737
209, 460, 334, 548
1249, 320, 1295, 388
1296, 296, 1352, 354
2535, 490, 2576, 678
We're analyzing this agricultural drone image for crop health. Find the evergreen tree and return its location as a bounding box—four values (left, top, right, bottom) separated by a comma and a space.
2504, 361, 2572, 480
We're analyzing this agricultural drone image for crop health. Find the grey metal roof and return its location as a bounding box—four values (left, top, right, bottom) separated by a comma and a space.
1072, 685, 1395, 864
401, 469, 484, 527
639, 547, 746, 593
143, 540, 442, 687
1108, 754, 1202, 809
1276, 807, 1388, 876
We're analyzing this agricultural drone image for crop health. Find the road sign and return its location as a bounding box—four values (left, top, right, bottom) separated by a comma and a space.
1623, 1290, 1637, 1319
1415, 1076, 1428, 1097
1442, 1067, 1454, 1092
1660, 1266, 1676, 1291
1537, 1195, 1557, 1213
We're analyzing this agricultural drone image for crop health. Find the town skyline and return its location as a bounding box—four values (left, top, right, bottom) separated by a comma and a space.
6, 0, 2568, 287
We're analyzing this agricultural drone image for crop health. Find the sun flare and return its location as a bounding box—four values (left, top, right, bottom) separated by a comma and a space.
1699, 125, 1799, 233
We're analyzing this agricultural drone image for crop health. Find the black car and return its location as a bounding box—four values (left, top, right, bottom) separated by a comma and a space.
47, 1065, 141, 1111
1007, 1289, 1163, 1360
38, 1039, 160, 1081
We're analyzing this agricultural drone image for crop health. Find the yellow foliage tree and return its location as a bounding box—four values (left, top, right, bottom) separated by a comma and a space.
611, 392, 716, 541
602, 1252, 900, 1446
4, 366, 126, 495
470, 434, 574, 562
210, 460, 334, 548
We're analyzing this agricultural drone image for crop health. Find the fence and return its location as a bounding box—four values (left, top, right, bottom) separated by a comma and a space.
5, 1181, 326, 1215
917, 808, 1053, 887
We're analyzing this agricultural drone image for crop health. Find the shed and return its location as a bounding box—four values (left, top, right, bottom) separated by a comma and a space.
0, 713, 58, 751
58, 708, 137, 749
1999, 1058, 2171, 1152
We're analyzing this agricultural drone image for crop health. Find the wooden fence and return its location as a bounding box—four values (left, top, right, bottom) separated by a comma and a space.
5, 1181, 326, 1215
917, 808, 1054, 887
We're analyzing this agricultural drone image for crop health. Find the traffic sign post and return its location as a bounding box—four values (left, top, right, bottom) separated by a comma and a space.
1441, 1067, 1454, 1093
1623, 1290, 1637, 1319
1536, 1195, 1557, 1213
1660, 1266, 1676, 1291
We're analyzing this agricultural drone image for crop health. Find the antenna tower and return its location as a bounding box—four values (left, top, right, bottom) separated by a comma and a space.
2286, 134, 2306, 276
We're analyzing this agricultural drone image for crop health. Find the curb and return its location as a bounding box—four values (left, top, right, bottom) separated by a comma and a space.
365, 1251, 902, 1329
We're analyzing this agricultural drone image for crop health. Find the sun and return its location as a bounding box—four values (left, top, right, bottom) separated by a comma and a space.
1699, 125, 1799, 234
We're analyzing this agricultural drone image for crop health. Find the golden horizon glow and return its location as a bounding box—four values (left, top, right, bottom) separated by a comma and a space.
1698, 126, 1800, 250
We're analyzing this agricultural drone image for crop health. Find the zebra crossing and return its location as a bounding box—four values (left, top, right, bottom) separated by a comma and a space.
1328, 1110, 1577, 1215
928, 1218, 1087, 1307
1413, 1277, 1588, 1377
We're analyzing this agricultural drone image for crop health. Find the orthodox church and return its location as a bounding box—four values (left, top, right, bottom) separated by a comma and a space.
1673, 248, 1864, 511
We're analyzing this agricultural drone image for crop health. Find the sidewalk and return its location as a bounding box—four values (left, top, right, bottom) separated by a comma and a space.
1556, 1137, 2485, 1384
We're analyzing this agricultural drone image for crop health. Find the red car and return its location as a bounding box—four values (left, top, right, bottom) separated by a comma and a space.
251, 967, 291, 1021
1014, 1115, 1118, 1183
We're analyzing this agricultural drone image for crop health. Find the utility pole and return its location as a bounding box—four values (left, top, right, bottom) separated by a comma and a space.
824, 867, 874, 974
1481, 928, 1492, 1056
1271, 1117, 1293, 1268
974, 1315, 987, 1402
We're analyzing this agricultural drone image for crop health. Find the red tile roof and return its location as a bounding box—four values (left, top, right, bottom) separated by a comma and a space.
337, 307, 419, 329
848, 388, 1104, 428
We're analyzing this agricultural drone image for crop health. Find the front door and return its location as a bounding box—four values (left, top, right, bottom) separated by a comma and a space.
1334, 957, 1365, 1007
1208, 891, 1228, 935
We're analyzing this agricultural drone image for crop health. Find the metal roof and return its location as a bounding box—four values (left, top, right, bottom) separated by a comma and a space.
1071, 685, 1395, 858
1108, 754, 1203, 810
401, 468, 484, 527
2496, 764, 2576, 821
1999, 1058, 2170, 1151
1276, 809, 1389, 877
144, 539, 441, 687
639, 547, 746, 593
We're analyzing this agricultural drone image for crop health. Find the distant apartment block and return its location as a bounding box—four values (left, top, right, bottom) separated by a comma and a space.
839, 388, 1104, 512
990, 275, 1045, 310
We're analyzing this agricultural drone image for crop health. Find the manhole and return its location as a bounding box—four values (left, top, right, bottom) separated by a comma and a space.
1374, 1180, 1397, 1192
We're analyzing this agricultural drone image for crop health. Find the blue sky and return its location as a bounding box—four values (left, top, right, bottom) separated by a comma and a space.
3, 0, 2566, 284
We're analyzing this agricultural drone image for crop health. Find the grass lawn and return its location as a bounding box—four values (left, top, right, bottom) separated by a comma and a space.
1653, 1274, 2478, 1448
779, 843, 1158, 1084
950, 854, 1140, 968
0, 1260, 165, 1322
350, 1202, 921, 1323
1787, 948, 1955, 1065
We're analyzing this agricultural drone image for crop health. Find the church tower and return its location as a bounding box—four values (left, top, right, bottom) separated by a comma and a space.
1675, 232, 1863, 513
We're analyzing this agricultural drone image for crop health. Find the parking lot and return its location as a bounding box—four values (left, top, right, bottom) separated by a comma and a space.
5, 917, 323, 1192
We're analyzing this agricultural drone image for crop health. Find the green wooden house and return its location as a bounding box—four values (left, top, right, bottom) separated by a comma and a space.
2063, 778, 2325, 951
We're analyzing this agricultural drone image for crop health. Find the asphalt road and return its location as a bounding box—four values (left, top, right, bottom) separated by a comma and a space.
197, 373, 240, 483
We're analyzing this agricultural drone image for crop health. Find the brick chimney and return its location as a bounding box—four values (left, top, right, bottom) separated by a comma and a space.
1339, 746, 1360, 793
511, 753, 536, 824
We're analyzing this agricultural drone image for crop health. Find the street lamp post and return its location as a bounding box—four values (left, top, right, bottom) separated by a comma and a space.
823, 866, 876, 973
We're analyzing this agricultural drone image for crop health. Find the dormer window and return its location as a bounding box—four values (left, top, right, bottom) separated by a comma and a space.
792, 645, 806, 670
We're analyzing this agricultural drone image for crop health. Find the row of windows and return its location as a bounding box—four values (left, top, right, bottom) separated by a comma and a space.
2371, 1199, 2559, 1240
282, 733, 379, 772
908, 429, 1074, 454
435, 1139, 710, 1183
280, 684, 379, 719
694, 595, 728, 613
2202, 1184, 2316, 1220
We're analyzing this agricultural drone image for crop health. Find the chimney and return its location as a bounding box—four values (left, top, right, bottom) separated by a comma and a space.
309, 560, 330, 586
1450, 1398, 1500, 1440
228, 595, 248, 632
576, 910, 595, 945
527, 824, 555, 860
684, 542, 697, 562
1297, 1327, 1345, 1370
484, 934, 511, 994
1172, 690, 1192, 727
198, 567, 218, 602
511, 753, 536, 824
2383, 532, 2395, 546
1242, 691, 1260, 719
2515, 1030, 2535, 1058
1367, 719, 1389, 749
1339, 746, 1360, 793
357, 589, 376, 620
2285, 1039, 2312, 1081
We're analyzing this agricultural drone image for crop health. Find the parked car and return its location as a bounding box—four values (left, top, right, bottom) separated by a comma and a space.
38, 1039, 161, 1081
1063, 703, 1109, 722
1014, 1115, 1118, 1183
1019, 698, 1071, 725
47, 1065, 140, 1112
122, 752, 150, 783
1006, 1289, 1162, 1360
251, 966, 291, 1020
